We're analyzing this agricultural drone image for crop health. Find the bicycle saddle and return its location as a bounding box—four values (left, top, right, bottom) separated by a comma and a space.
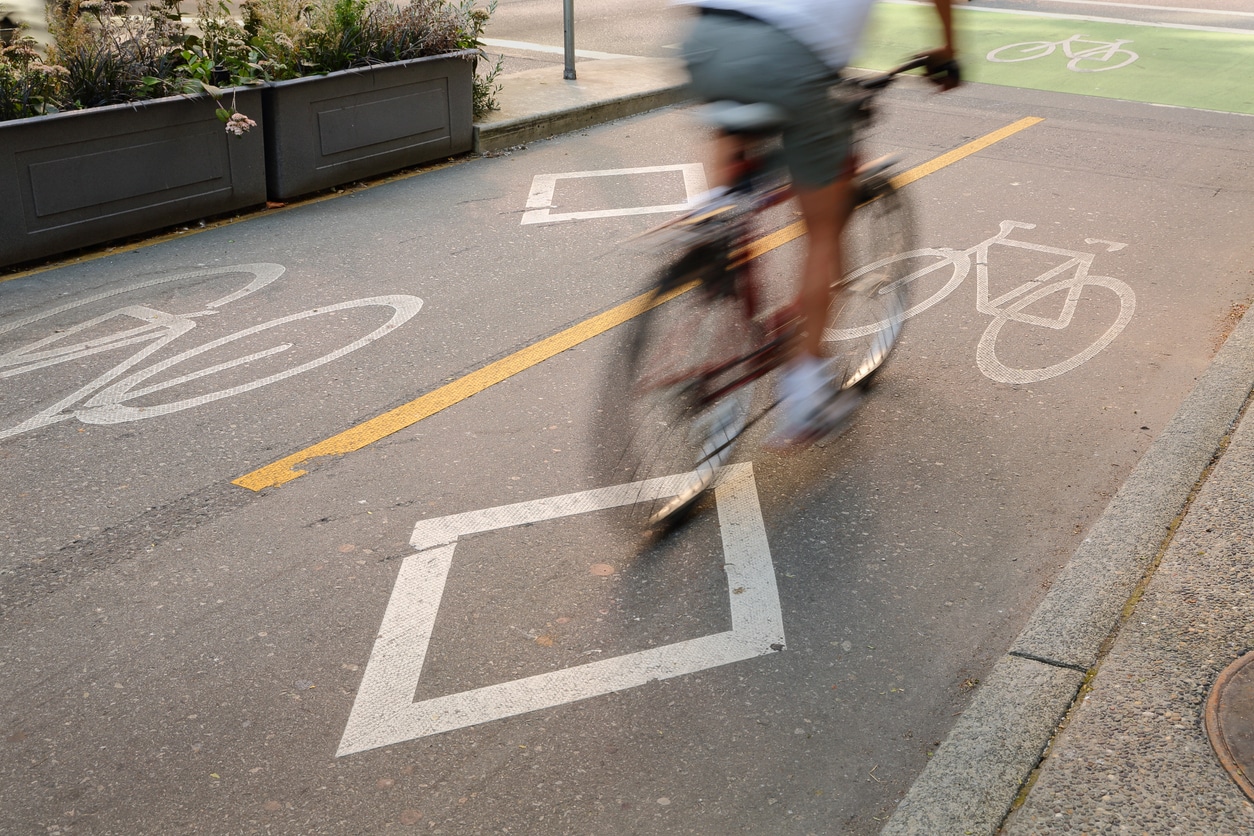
698, 101, 788, 135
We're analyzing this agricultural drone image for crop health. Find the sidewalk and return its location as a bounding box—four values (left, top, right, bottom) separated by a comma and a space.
478, 52, 1254, 834
880, 304, 1254, 834
1003, 365, 1254, 832
472, 49, 687, 153
880, 300, 1254, 833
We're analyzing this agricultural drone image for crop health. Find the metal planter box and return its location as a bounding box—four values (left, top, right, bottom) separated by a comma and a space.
261, 51, 476, 201
0, 88, 266, 270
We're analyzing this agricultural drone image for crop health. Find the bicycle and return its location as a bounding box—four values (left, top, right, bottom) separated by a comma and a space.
0, 263, 423, 441
987, 34, 1138, 73
594, 59, 937, 529
834, 220, 1135, 385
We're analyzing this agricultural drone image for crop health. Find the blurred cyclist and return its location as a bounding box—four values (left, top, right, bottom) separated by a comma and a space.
677, 0, 959, 446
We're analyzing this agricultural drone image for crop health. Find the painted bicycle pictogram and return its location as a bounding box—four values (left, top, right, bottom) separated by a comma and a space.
0, 263, 423, 440
987, 34, 1139, 72
828, 220, 1136, 384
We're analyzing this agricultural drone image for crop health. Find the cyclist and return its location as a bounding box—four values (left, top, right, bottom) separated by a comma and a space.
676, 0, 960, 446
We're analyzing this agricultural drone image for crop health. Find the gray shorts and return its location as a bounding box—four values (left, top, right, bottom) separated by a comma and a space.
681, 11, 854, 189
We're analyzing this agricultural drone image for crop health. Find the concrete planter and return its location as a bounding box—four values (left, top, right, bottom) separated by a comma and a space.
261, 50, 476, 201
0, 88, 266, 270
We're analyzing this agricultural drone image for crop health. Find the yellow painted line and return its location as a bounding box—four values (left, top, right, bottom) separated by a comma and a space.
740, 116, 1045, 259
234, 116, 1043, 491
232, 282, 692, 491
742, 223, 808, 261
889, 116, 1044, 189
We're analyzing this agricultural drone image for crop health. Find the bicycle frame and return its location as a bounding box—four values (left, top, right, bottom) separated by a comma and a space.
975, 220, 1110, 327
896, 220, 1127, 329
642, 61, 927, 414
597, 61, 927, 526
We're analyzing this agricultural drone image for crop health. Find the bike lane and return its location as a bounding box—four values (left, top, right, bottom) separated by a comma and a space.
2, 79, 1254, 834
858, 0, 1254, 114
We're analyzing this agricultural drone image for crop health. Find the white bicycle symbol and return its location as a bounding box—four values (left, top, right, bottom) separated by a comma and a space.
829, 221, 1136, 384
0, 263, 423, 440
987, 34, 1139, 73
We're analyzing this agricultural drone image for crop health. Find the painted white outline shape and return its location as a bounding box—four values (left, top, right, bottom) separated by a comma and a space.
520, 164, 708, 225
337, 463, 784, 757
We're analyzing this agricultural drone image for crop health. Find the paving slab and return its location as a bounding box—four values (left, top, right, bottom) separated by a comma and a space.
1002, 374, 1254, 833
473, 56, 687, 153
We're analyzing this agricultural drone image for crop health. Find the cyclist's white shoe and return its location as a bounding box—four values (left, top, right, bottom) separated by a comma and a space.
766, 356, 862, 450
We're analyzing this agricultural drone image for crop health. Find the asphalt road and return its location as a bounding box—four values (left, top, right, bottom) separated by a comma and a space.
3, 2, 1254, 835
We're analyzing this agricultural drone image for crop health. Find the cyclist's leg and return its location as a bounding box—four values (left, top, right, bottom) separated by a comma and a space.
795, 177, 854, 358
682, 11, 861, 445
770, 173, 859, 445
770, 61, 860, 444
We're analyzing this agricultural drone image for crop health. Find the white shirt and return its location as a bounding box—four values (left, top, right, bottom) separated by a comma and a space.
677, 0, 877, 70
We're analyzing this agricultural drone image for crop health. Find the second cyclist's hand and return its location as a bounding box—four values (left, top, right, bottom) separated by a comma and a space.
916, 47, 961, 90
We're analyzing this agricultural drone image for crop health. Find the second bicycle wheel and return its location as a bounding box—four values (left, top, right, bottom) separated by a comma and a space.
822, 181, 917, 389
594, 259, 761, 529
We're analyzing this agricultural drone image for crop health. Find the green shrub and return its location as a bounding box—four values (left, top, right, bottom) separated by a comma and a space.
0, 0, 500, 123
48, 0, 186, 108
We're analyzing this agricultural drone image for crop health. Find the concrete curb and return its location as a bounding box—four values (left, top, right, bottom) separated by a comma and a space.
883, 309, 1254, 835
883, 657, 1085, 835
473, 57, 689, 154
474, 85, 689, 153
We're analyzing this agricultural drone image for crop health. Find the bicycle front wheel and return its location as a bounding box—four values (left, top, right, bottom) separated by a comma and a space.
977, 275, 1136, 384
593, 260, 761, 528
822, 182, 917, 389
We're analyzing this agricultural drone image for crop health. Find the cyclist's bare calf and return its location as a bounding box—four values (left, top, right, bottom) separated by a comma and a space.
705, 134, 853, 360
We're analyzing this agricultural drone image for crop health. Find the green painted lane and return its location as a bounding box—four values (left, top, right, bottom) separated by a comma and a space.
855, 1, 1254, 115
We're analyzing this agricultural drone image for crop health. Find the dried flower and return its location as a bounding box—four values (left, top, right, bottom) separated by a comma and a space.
225, 111, 256, 135
3, 41, 42, 62
30, 62, 71, 78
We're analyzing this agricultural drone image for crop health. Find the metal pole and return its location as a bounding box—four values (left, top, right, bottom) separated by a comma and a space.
563, 0, 576, 80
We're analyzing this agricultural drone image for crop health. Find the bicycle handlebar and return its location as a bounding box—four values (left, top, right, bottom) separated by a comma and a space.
858, 55, 962, 91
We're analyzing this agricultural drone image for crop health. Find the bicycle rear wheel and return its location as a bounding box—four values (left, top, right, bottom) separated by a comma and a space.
822, 181, 916, 389
594, 250, 761, 529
